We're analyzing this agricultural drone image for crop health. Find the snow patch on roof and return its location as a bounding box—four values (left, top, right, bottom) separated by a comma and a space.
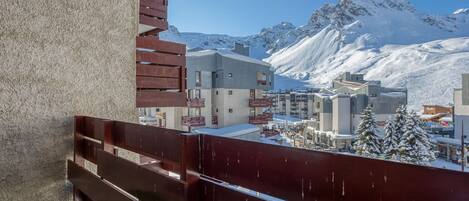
188, 49, 271, 67
193, 124, 260, 138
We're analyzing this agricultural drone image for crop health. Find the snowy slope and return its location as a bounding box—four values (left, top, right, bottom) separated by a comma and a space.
160, 0, 469, 109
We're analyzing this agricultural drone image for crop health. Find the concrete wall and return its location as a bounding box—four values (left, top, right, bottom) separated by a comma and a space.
213, 89, 250, 127
0, 0, 138, 200
320, 113, 333, 131
332, 96, 351, 134
454, 89, 469, 140
463, 74, 469, 105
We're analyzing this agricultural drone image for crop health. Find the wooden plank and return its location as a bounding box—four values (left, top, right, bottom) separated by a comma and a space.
139, 6, 167, 19
97, 151, 186, 201
136, 64, 181, 78
67, 160, 135, 201
137, 76, 180, 89
112, 120, 184, 165
75, 137, 101, 164
136, 90, 187, 107
136, 37, 185, 55
136, 51, 185, 66
200, 178, 265, 201
140, 0, 167, 8
139, 14, 168, 30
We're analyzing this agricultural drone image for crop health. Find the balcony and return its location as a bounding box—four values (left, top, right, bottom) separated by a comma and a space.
261, 128, 280, 137
187, 98, 205, 107
139, 0, 169, 34
182, 116, 205, 127
249, 98, 272, 107
257, 80, 267, 86
69, 116, 469, 201
249, 113, 272, 125
212, 115, 218, 125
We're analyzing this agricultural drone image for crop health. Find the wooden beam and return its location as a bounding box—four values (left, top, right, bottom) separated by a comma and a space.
136, 90, 187, 107
136, 37, 185, 55
136, 51, 185, 66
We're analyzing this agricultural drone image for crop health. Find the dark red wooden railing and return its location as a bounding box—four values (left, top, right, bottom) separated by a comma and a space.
68, 116, 469, 201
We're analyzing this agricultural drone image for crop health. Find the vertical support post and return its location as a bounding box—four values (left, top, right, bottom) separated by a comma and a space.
180, 134, 187, 181
462, 122, 465, 172
101, 120, 116, 155
73, 116, 85, 201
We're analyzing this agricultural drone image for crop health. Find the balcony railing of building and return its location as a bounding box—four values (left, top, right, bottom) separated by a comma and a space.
257, 80, 267, 86
261, 128, 280, 137
249, 113, 273, 125
182, 116, 205, 127
212, 115, 218, 125
69, 116, 469, 201
187, 98, 205, 107
136, 0, 187, 108
249, 98, 273, 107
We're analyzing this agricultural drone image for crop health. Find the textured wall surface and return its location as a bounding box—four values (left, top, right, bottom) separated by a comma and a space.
0, 0, 138, 200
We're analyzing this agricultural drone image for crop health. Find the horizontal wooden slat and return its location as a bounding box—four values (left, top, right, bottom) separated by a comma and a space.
136, 90, 187, 107
67, 160, 134, 201
140, 6, 167, 19
140, 0, 167, 8
97, 151, 186, 201
200, 178, 265, 201
139, 14, 168, 30
137, 64, 181, 78
76, 136, 101, 164
112, 120, 184, 165
137, 37, 185, 55
137, 76, 180, 89
137, 51, 185, 66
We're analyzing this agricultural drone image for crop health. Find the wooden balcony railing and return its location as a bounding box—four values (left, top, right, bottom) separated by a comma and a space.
139, 0, 168, 33
212, 115, 218, 125
261, 129, 280, 137
249, 98, 273, 107
182, 116, 205, 127
136, 36, 187, 107
68, 116, 469, 201
257, 80, 267, 86
187, 98, 205, 107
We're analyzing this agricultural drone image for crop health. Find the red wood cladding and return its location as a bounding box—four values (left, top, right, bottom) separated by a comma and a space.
139, 15, 168, 30
67, 160, 134, 201
140, 0, 167, 8
137, 37, 185, 54
139, 6, 167, 19
70, 116, 469, 201
137, 64, 180, 78
97, 150, 186, 201
136, 90, 187, 107
137, 76, 180, 89
136, 51, 185, 66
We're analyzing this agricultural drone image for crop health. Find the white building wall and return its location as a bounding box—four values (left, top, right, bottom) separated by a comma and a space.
332, 96, 351, 134
213, 88, 250, 127
454, 89, 469, 140
320, 113, 332, 131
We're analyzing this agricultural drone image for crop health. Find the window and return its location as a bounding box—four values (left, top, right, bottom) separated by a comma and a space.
195, 71, 201, 87
250, 89, 255, 98
216, 90, 218, 95
227, 73, 233, 78
228, 90, 233, 95
216, 108, 218, 113
228, 108, 233, 113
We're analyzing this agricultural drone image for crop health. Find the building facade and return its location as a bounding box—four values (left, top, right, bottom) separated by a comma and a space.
300, 72, 408, 150
267, 89, 319, 120
454, 74, 469, 141
141, 47, 275, 131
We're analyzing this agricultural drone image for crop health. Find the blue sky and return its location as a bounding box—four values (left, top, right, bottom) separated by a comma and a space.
168, 0, 469, 36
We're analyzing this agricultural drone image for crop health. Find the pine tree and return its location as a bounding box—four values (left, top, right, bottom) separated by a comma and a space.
383, 105, 407, 160
398, 111, 436, 165
383, 119, 397, 159
353, 106, 382, 158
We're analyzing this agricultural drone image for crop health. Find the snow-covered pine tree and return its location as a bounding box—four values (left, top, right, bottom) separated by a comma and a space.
353, 106, 382, 158
383, 105, 407, 160
398, 111, 436, 165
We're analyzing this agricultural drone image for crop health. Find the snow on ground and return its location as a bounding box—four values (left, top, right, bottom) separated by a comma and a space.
431, 159, 469, 173
193, 124, 259, 138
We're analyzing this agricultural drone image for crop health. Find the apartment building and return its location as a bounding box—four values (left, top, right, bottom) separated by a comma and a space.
266, 89, 319, 120
454, 74, 469, 141
141, 45, 275, 131
301, 72, 408, 150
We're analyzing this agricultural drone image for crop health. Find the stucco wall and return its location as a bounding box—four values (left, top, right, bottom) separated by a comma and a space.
0, 0, 138, 200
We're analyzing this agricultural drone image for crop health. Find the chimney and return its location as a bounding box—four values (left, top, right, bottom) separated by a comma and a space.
232, 42, 250, 57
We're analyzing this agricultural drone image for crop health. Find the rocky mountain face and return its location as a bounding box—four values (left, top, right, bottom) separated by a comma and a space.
160, 0, 469, 109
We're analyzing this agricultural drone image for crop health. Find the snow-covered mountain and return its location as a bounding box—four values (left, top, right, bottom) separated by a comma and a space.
160, 0, 469, 109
